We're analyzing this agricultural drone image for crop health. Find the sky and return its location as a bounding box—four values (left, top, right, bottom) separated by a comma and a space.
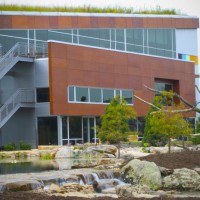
1, 0, 200, 58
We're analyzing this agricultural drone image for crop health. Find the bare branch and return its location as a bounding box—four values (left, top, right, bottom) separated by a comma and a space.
144, 84, 194, 108
134, 84, 200, 114
150, 108, 194, 114
195, 85, 200, 94
134, 94, 161, 110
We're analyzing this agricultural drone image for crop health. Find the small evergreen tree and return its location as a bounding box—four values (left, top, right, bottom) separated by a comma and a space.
97, 96, 137, 158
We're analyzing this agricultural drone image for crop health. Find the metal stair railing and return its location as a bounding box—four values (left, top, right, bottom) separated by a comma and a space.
0, 42, 48, 79
0, 88, 35, 128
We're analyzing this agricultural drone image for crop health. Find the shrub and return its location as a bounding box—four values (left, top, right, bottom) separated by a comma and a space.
191, 135, 200, 145
3, 143, 16, 151
40, 152, 52, 160
19, 141, 32, 150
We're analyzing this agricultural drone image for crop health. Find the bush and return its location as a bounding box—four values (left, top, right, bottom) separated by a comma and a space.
3, 143, 16, 151
40, 152, 52, 160
19, 141, 32, 150
191, 135, 200, 145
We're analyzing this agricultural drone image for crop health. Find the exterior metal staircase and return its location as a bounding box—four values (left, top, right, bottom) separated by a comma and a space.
0, 42, 48, 127
0, 88, 35, 128
0, 42, 48, 80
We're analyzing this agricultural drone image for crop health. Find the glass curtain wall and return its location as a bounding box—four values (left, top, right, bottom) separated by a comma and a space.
62, 116, 97, 145
0, 28, 176, 59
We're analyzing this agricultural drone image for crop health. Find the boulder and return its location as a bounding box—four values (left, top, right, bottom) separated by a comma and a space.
121, 159, 162, 190
116, 184, 152, 197
163, 168, 200, 191
55, 146, 74, 158
85, 145, 117, 155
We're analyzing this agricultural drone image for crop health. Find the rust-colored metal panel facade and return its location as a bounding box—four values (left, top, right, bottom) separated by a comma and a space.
0, 14, 199, 29
49, 42, 196, 118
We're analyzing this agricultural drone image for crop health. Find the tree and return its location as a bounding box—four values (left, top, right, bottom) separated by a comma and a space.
97, 96, 137, 158
148, 108, 193, 153
196, 116, 200, 133
143, 96, 168, 146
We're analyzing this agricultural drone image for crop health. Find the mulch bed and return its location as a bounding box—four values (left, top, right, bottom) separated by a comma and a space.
1, 150, 200, 200
139, 150, 200, 169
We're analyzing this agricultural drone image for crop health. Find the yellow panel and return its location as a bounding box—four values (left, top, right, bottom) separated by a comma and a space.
190, 55, 198, 65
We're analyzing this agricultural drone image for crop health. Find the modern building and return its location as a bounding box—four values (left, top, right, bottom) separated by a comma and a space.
0, 12, 199, 148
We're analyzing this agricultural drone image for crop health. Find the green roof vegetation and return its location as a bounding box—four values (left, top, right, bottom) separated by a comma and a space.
0, 5, 179, 15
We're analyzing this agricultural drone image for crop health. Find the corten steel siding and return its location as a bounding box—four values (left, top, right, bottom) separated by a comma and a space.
48, 42, 196, 117
0, 15, 199, 29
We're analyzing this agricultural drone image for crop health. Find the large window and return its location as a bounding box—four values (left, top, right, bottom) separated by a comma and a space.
0, 28, 176, 59
68, 86, 133, 104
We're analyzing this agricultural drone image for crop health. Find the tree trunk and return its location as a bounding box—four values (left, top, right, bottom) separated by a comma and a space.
182, 136, 185, 148
168, 138, 171, 153
117, 142, 120, 158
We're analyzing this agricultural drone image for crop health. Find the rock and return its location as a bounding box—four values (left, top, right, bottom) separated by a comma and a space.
116, 184, 152, 197
93, 179, 120, 193
1, 179, 43, 192
121, 159, 162, 190
158, 166, 174, 176
163, 168, 200, 191
85, 145, 117, 155
48, 183, 63, 193
99, 158, 117, 165
102, 153, 116, 158
55, 146, 74, 158
62, 183, 94, 193
55, 158, 72, 170
194, 168, 200, 175
196, 144, 200, 150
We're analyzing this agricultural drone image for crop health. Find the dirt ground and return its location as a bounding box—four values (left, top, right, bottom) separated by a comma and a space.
0, 150, 200, 200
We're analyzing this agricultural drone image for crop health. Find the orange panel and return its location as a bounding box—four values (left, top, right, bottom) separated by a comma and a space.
48, 42, 196, 117
34, 16, 50, 28
0, 15, 198, 29
78, 16, 91, 28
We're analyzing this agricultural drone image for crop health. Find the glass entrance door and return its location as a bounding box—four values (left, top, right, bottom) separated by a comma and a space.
82, 117, 96, 143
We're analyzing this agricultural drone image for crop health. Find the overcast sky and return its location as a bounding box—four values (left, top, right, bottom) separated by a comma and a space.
1, 0, 200, 57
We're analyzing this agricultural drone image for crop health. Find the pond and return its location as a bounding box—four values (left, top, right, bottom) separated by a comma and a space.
0, 158, 100, 174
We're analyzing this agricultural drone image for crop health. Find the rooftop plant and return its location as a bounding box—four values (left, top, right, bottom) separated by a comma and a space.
0, 4, 179, 15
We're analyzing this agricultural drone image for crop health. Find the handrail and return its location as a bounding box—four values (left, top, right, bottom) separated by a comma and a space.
0, 42, 48, 79
0, 88, 35, 126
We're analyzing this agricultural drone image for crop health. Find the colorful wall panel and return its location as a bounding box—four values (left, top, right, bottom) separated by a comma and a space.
178, 53, 198, 65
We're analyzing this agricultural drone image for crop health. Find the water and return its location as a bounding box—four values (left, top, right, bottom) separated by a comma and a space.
0, 158, 59, 174
0, 158, 101, 174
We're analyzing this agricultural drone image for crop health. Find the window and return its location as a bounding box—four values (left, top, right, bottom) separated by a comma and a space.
68, 86, 74, 101
36, 88, 49, 103
155, 82, 173, 106
38, 117, 58, 145
90, 88, 102, 103
76, 87, 88, 102
103, 89, 114, 103
68, 86, 133, 104
122, 90, 133, 104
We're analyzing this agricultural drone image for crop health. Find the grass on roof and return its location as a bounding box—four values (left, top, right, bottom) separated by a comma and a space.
0, 5, 179, 15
